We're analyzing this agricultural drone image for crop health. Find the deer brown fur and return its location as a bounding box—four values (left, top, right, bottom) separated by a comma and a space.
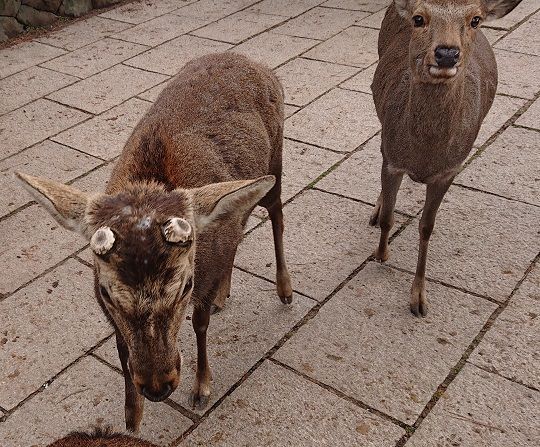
17, 52, 292, 431
47, 427, 157, 447
370, 0, 521, 316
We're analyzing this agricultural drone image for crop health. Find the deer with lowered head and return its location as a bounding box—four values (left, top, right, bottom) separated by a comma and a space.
370, 0, 522, 316
17, 52, 292, 431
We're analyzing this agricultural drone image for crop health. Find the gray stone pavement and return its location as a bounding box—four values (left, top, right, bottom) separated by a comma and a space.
0, 0, 539, 445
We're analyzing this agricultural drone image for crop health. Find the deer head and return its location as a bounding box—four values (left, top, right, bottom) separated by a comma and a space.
16, 172, 275, 402
394, 0, 522, 83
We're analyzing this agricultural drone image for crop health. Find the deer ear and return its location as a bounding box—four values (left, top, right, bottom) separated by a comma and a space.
188, 175, 275, 233
483, 0, 521, 21
394, 0, 412, 17
15, 172, 91, 235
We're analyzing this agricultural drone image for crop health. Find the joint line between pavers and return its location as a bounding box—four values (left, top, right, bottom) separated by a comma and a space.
465, 361, 540, 393
318, 4, 389, 14
452, 182, 540, 209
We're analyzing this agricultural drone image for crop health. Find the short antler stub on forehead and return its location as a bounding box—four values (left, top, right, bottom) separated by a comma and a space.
91, 226, 116, 254
162, 217, 192, 243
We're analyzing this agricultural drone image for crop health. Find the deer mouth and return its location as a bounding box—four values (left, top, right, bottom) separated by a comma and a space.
428, 65, 458, 79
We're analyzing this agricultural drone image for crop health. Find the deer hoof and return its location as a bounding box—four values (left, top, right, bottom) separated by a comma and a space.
279, 294, 293, 304
373, 247, 389, 262
189, 391, 210, 410
410, 284, 428, 317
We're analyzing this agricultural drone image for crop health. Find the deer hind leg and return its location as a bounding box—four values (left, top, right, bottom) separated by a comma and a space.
189, 303, 212, 410
411, 178, 453, 317
265, 198, 293, 304
116, 332, 144, 432
372, 163, 403, 262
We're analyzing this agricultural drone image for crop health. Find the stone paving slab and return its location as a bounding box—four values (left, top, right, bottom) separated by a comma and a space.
192, 10, 286, 44
273, 7, 369, 40
495, 12, 540, 57
304, 26, 379, 67
0, 140, 101, 217
172, 0, 258, 22
185, 360, 405, 446
317, 133, 425, 216
285, 88, 380, 152
388, 186, 540, 302
0, 204, 87, 296
137, 79, 172, 102
0, 66, 78, 116
235, 189, 406, 300
99, 0, 191, 24
0, 356, 192, 447
515, 97, 540, 130
41, 37, 149, 79
247, 0, 323, 18
406, 364, 540, 447
36, 16, 132, 51
52, 97, 153, 160
0, 41, 66, 79
47, 64, 167, 114
458, 126, 540, 205
469, 263, 540, 390
322, 0, 390, 13
0, 259, 111, 410
274, 262, 496, 424
125, 35, 232, 75
356, 9, 386, 29
276, 57, 358, 106
232, 31, 319, 69
494, 49, 540, 99
485, 0, 539, 31
0, 99, 90, 160
113, 13, 207, 47
71, 163, 114, 195
480, 28, 507, 45
95, 269, 314, 413
340, 64, 377, 94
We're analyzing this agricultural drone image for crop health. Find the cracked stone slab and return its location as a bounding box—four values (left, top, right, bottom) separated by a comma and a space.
172, 0, 259, 22
285, 88, 380, 152
0, 99, 90, 160
0, 356, 192, 446
113, 13, 207, 47
340, 64, 377, 94
41, 38, 149, 79
0, 204, 87, 295
125, 35, 232, 75
458, 126, 540, 205
494, 49, 540, 99
387, 186, 540, 302
274, 262, 496, 424
273, 7, 369, 40
192, 10, 286, 44
276, 58, 358, 106
0, 41, 66, 79
0, 140, 101, 218
317, 134, 425, 216
47, 65, 167, 114
36, 16, 132, 51
232, 32, 319, 69
184, 361, 405, 446
515, 97, 540, 130
407, 364, 540, 447
247, 0, 323, 17
281, 139, 342, 202
469, 263, 540, 390
52, 98, 153, 160
95, 269, 314, 413
235, 189, 405, 300
0, 259, 111, 410
322, 0, 390, 13
304, 26, 379, 67
473, 94, 527, 147
99, 0, 191, 24
0, 66, 78, 115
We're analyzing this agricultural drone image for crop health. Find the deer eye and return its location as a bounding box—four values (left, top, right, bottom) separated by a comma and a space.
180, 277, 193, 298
99, 285, 113, 304
471, 16, 481, 28
413, 15, 425, 27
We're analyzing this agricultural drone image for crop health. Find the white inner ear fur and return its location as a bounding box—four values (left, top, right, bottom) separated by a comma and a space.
91, 227, 116, 254
163, 217, 192, 243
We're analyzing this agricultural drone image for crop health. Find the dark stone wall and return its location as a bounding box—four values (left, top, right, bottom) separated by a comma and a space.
0, 0, 123, 41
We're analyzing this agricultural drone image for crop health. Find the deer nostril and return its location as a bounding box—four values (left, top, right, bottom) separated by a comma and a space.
141, 383, 173, 402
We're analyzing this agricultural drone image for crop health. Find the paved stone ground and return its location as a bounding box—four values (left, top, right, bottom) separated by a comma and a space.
0, 0, 539, 446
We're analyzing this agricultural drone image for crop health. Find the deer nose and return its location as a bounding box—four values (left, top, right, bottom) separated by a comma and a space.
434, 46, 460, 68
141, 382, 173, 402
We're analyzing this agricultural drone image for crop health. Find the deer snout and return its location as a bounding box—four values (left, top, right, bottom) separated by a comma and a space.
141, 382, 174, 402
434, 46, 460, 68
